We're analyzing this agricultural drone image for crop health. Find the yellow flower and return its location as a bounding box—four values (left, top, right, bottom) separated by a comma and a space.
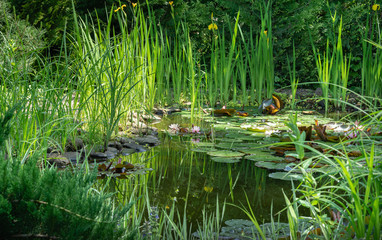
204, 186, 213, 193
169, 1, 173, 6
372, 4, 380, 11
114, 7, 121, 12
208, 23, 218, 31
132, 2, 137, 7
264, 30, 268, 36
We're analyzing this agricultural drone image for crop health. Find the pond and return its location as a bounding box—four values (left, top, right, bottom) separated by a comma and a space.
98, 109, 365, 236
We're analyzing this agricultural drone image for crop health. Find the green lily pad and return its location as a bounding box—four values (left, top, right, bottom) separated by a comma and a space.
225, 132, 251, 139
269, 172, 303, 181
215, 138, 243, 143
192, 142, 216, 147
245, 154, 284, 162
207, 150, 245, 158
211, 157, 241, 163
255, 161, 291, 170
225, 219, 254, 227
192, 147, 218, 153
239, 148, 271, 155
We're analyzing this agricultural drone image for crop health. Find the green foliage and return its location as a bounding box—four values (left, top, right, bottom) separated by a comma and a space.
0, 104, 20, 150
0, 158, 136, 239
8, 0, 71, 46
0, 0, 46, 74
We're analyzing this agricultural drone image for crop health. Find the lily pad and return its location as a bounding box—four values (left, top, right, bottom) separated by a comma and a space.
215, 138, 243, 143
255, 161, 290, 170
192, 141, 215, 147
245, 153, 284, 162
207, 150, 245, 158
192, 147, 218, 153
211, 157, 241, 163
269, 172, 303, 181
225, 219, 254, 227
239, 148, 271, 155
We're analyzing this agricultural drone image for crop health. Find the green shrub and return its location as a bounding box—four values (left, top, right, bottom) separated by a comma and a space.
0, 0, 46, 74
0, 158, 136, 239
8, 0, 71, 46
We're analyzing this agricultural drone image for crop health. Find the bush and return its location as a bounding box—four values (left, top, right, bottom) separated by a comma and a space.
0, 158, 136, 239
0, 0, 46, 74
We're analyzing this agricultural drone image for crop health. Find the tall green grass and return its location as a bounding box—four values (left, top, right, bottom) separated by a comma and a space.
311, 16, 350, 114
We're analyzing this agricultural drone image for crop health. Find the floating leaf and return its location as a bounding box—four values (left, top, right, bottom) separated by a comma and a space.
237, 111, 249, 117
255, 161, 290, 170
207, 150, 245, 157
192, 141, 215, 147
211, 157, 241, 163
225, 219, 254, 227
245, 154, 284, 162
192, 147, 218, 153
213, 109, 236, 116
298, 126, 313, 141
269, 172, 303, 181
314, 120, 328, 141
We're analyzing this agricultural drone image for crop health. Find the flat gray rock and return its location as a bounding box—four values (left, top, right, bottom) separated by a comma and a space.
63, 152, 82, 163
90, 152, 108, 159
134, 135, 160, 146
122, 143, 147, 152
121, 148, 136, 156
104, 150, 117, 159
47, 153, 70, 167
108, 141, 123, 150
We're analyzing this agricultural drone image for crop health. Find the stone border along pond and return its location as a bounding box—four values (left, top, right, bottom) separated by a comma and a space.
46, 112, 161, 178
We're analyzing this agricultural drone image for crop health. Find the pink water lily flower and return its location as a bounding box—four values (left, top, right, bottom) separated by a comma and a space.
191, 125, 201, 134
345, 130, 358, 139
345, 120, 363, 139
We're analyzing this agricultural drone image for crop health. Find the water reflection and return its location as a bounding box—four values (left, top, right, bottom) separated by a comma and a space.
99, 130, 294, 229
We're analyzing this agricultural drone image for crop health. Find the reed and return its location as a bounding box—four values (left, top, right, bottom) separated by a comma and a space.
311, 16, 350, 114
287, 42, 298, 109
362, 8, 382, 102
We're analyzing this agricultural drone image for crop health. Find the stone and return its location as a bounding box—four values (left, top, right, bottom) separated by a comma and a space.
117, 137, 135, 144
104, 150, 117, 159
65, 137, 84, 151
121, 148, 136, 156
47, 153, 70, 167
90, 152, 108, 159
107, 147, 119, 154
315, 88, 323, 96
108, 141, 123, 150
142, 113, 161, 121
134, 135, 160, 146
122, 142, 148, 152
63, 152, 82, 163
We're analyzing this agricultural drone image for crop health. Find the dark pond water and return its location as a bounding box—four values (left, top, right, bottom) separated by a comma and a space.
100, 113, 312, 232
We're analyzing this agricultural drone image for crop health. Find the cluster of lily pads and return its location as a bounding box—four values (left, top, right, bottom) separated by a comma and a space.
96, 158, 153, 179
168, 109, 382, 181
